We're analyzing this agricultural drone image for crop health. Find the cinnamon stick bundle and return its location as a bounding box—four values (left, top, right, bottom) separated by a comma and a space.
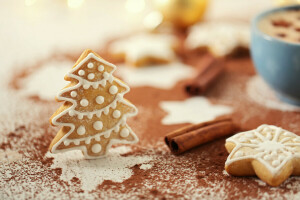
185, 58, 225, 95
165, 118, 236, 155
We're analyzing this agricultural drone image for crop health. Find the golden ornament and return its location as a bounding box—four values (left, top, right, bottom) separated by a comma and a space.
154, 0, 208, 28
273, 0, 300, 6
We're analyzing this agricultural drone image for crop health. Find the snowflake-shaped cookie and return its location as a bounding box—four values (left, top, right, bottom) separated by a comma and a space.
225, 125, 300, 186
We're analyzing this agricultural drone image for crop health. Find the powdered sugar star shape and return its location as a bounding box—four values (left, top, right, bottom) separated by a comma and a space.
116, 62, 195, 89
225, 124, 300, 186
160, 97, 232, 125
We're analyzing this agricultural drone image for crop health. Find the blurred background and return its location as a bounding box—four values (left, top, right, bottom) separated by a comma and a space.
0, 0, 275, 71
0, 0, 299, 100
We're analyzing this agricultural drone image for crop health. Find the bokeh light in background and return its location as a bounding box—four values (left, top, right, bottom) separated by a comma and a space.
67, 0, 85, 9
25, 0, 37, 7
125, 0, 146, 13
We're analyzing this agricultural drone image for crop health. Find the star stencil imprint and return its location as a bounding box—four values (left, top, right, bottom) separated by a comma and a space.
117, 62, 195, 90
160, 97, 232, 125
225, 125, 300, 186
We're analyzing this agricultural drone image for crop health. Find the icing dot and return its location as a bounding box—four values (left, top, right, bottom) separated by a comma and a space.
74, 140, 80, 145
113, 110, 121, 118
104, 133, 110, 138
80, 99, 89, 107
96, 96, 104, 104
92, 144, 102, 153
69, 110, 75, 116
70, 91, 77, 97
83, 84, 90, 90
64, 140, 70, 146
77, 126, 86, 135
88, 73, 95, 80
264, 155, 271, 161
272, 160, 280, 166
87, 62, 94, 68
120, 128, 130, 138
78, 70, 85, 76
98, 65, 104, 71
109, 85, 118, 95
278, 155, 285, 161
93, 121, 103, 130
78, 114, 83, 119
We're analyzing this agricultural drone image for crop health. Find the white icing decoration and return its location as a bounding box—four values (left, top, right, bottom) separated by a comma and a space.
104, 132, 110, 138
98, 65, 104, 71
113, 110, 121, 119
120, 128, 129, 138
51, 53, 139, 159
77, 126, 86, 136
88, 73, 95, 80
225, 125, 300, 175
109, 85, 118, 95
104, 107, 110, 115
87, 113, 93, 119
80, 99, 89, 107
70, 91, 77, 97
69, 110, 75, 116
92, 83, 98, 89
91, 144, 102, 153
95, 135, 101, 142
109, 33, 176, 64
96, 96, 104, 104
85, 137, 91, 144
77, 113, 83, 119
74, 140, 80, 145
78, 70, 85, 76
64, 140, 70, 146
93, 121, 103, 131
87, 62, 94, 68
83, 84, 90, 90
235, 151, 243, 157
114, 126, 120, 133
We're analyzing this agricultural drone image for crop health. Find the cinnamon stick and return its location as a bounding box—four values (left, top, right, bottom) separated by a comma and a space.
164, 118, 236, 154
185, 58, 225, 95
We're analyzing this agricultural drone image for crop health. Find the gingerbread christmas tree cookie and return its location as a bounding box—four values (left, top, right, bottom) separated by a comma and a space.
225, 124, 300, 186
49, 49, 138, 159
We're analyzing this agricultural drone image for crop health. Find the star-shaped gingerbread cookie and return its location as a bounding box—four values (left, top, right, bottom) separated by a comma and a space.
225, 124, 300, 186
109, 33, 177, 67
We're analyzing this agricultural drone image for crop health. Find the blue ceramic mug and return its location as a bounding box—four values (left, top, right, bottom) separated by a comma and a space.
251, 5, 300, 106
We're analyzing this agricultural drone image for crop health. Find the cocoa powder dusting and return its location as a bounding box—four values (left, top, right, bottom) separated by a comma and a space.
1, 38, 300, 199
